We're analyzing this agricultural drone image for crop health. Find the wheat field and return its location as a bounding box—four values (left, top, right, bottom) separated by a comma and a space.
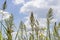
0, 0, 60, 40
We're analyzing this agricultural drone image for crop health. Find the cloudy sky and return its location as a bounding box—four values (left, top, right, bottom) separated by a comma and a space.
0, 0, 60, 26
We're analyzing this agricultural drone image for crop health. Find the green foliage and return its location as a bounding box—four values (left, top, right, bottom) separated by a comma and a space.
0, 31, 3, 40
47, 8, 53, 20
45, 37, 49, 40
30, 12, 35, 40
4, 14, 14, 40
46, 8, 53, 40
29, 33, 34, 40
3, 0, 7, 10
30, 12, 35, 28
53, 22, 60, 40
15, 21, 27, 40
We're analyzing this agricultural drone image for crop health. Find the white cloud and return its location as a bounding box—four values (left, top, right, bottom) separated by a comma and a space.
20, 0, 60, 23
20, 0, 60, 14
0, 10, 11, 21
13, 0, 25, 5
20, 0, 48, 13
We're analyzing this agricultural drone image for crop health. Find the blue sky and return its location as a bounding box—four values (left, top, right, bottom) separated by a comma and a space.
0, 0, 28, 27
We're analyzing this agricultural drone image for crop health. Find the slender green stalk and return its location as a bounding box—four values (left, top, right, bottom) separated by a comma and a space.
34, 20, 39, 40
53, 22, 60, 40
47, 18, 51, 40
30, 12, 35, 40
46, 8, 53, 40
4, 14, 14, 40
3, 0, 7, 10
0, 31, 3, 40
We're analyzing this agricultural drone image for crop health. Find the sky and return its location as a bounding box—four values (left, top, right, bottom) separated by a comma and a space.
0, 0, 60, 28
0, 0, 60, 39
